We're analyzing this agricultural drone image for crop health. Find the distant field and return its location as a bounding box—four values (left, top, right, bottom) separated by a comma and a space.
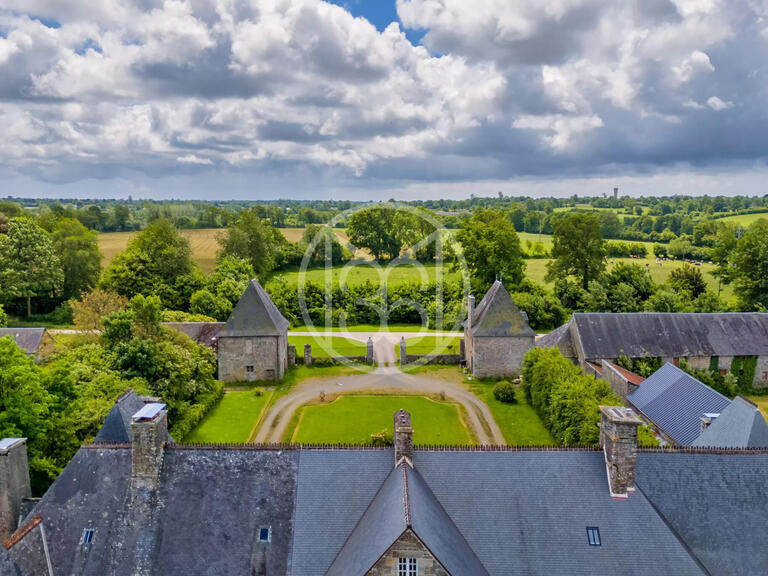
267, 262, 463, 288
715, 213, 768, 227
99, 227, 355, 274
184, 390, 270, 443
290, 395, 473, 445
287, 335, 367, 358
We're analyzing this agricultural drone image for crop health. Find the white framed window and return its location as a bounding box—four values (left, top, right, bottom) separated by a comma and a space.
398, 557, 417, 576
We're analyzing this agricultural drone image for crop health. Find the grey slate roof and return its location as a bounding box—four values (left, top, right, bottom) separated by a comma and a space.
693, 396, 768, 448
162, 321, 224, 347
325, 463, 488, 576
93, 390, 146, 443
218, 279, 289, 337
637, 451, 768, 576
571, 312, 768, 360
465, 281, 535, 338
0, 328, 46, 354
535, 323, 575, 357
627, 363, 731, 446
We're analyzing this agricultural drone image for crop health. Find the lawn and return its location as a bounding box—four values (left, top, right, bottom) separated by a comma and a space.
470, 381, 556, 445
746, 395, 768, 421
184, 389, 270, 443
288, 335, 367, 358
396, 335, 461, 358
290, 395, 473, 445
290, 324, 449, 333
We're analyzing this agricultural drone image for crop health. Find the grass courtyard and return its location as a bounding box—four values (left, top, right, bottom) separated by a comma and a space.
184, 389, 271, 443
395, 335, 461, 358
287, 335, 367, 357
289, 395, 473, 445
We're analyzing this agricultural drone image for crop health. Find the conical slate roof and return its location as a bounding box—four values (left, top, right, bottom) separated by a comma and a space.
218, 279, 289, 337
693, 396, 768, 448
467, 281, 535, 338
94, 390, 145, 444
325, 462, 488, 576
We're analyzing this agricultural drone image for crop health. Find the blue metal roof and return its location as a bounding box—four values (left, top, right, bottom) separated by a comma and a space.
628, 363, 731, 445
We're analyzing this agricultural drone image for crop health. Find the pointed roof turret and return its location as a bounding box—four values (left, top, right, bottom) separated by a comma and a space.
465, 280, 534, 338
219, 279, 289, 337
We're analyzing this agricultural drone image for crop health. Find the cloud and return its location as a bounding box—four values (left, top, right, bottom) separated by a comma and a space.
0, 0, 766, 197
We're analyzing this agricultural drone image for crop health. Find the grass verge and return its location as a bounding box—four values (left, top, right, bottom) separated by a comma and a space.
184, 389, 271, 443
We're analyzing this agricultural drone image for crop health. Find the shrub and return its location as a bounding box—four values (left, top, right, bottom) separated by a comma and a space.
370, 429, 394, 446
638, 425, 659, 447
493, 380, 517, 403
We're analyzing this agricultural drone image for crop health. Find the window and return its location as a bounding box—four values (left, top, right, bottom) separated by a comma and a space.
398, 557, 417, 576
587, 527, 601, 546
82, 529, 95, 545
258, 527, 271, 543
246, 340, 254, 354
245, 365, 254, 373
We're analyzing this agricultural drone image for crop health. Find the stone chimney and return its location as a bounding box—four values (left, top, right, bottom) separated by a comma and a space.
467, 294, 475, 332
394, 410, 414, 466
0, 438, 32, 541
131, 403, 168, 490
599, 406, 641, 499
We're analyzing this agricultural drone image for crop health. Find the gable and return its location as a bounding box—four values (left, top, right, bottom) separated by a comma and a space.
219, 280, 289, 338
367, 529, 448, 576
469, 282, 534, 338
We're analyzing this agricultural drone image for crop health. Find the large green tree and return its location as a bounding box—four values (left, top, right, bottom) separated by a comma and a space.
51, 218, 102, 300
218, 208, 284, 275
730, 219, 768, 310
456, 208, 525, 291
101, 218, 203, 310
0, 218, 64, 316
347, 205, 401, 260
546, 212, 606, 289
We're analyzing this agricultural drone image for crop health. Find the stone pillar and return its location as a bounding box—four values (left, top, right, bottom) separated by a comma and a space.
131, 404, 168, 490
287, 344, 296, 366
599, 406, 641, 498
459, 338, 465, 362
304, 344, 312, 366
394, 409, 414, 466
366, 337, 374, 364
399, 337, 407, 366
0, 438, 31, 541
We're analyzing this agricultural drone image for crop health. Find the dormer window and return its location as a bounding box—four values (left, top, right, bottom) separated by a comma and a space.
398, 557, 417, 576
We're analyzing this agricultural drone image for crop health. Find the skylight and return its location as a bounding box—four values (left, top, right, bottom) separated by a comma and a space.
83, 529, 95, 545
587, 526, 601, 546
258, 527, 271, 543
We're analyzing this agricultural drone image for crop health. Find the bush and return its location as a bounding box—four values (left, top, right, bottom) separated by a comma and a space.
638, 425, 659, 447
0, 304, 6, 327
370, 429, 394, 446
493, 380, 517, 403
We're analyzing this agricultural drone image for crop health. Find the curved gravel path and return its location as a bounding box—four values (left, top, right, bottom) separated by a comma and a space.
253, 364, 504, 445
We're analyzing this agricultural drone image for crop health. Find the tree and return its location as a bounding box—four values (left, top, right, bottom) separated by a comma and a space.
668, 263, 707, 298
218, 208, 283, 275
302, 224, 346, 265
51, 218, 102, 300
71, 289, 129, 331
111, 205, 131, 231
0, 305, 6, 327
456, 208, 525, 291
189, 289, 232, 321
207, 255, 256, 306
730, 219, 768, 310
0, 218, 64, 316
101, 219, 204, 310
645, 289, 683, 312
393, 208, 439, 262
711, 222, 738, 294
346, 205, 401, 260
546, 213, 605, 289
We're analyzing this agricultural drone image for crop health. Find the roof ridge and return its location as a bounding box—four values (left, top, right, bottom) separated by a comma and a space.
639, 446, 768, 454
401, 464, 411, 526
3, 514, 42, 550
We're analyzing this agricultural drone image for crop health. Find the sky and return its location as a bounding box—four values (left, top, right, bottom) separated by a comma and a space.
1, 0, 768, 200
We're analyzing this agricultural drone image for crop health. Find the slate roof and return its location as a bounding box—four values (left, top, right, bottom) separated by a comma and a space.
0, 328, 46, 354
692, 396, 768, 448
627, 363, 731, 446
162, 322, 224, 348
535, 323, 575, 357
325, 463, 488, 576
218, 279, 289, 338
571, 312, 768, 360
636, 451, 768, 576
93, 390, 146, 444
465, 281, 535, 338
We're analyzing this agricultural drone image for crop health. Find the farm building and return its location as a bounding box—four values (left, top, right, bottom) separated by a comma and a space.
3, 407, 768, 575
0, 328, 54, 363
538, 313, 768, 388
463, 281, 535, 378
216, 279, 289, 382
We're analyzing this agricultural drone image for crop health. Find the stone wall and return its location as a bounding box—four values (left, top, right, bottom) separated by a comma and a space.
218, 335, 283, 382
367, 529, 448, 576
470, 335, 534, 378
402, 354, 461, 365
755, 356, 768, 388
0, 439, 31, 541
600, 361, 639, 401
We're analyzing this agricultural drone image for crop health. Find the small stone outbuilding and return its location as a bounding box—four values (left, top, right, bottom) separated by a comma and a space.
463, 281, 535, 378
217, 279, 289, 382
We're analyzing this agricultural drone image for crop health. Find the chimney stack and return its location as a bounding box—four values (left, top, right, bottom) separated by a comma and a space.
599, 406, 641, 499
0, 438, 32, 541
467, 295, 475, 332
394, 410, 414, 466
131, 403, 168, 489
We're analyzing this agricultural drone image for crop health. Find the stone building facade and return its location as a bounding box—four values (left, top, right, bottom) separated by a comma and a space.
367, 530, 448, 576
217, 279, 290, 382
463, 281, 535, 378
